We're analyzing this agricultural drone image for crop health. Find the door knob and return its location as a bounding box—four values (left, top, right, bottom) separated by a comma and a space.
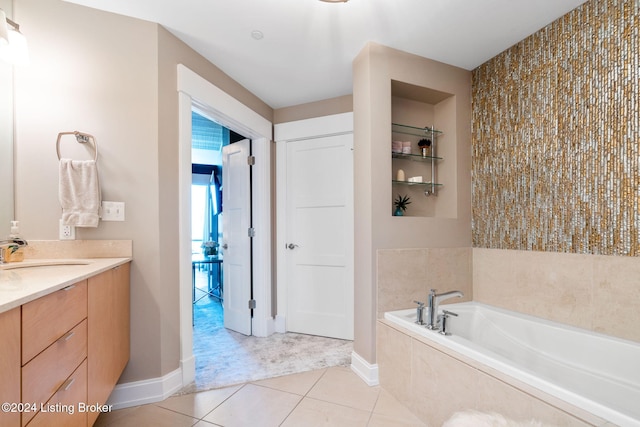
287, 243, 299, 250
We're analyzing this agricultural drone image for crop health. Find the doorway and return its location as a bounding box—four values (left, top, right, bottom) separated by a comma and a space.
178, 64, 273, 387
190, 111, 227, 344
178, 66, 353, 393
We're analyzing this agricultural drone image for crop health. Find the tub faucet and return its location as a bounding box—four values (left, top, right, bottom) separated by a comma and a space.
427, 288, 463, 331
0, 238, 28, 263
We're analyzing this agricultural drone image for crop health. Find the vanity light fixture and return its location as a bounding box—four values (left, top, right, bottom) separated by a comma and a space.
0, 10, 29, 65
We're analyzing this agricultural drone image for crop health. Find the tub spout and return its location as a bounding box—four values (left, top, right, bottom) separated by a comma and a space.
427, 289, 463, 331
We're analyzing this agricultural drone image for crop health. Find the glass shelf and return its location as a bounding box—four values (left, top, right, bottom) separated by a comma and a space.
392, 123, 443, 138
392, 152, 442, 161
392, 180, 443, 187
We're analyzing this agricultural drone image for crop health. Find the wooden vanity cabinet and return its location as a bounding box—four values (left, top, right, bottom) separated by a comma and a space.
87, 263, 130, 427
0, 262, 130, 427
0, 307, 21, 427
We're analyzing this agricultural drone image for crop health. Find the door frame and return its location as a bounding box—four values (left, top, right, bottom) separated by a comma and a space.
177, 65, 273, 387
274, 112, 354, 333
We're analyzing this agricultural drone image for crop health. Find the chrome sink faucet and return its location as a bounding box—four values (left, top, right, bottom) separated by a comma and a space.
0, 238, 28, 263
427, 288, 463, 331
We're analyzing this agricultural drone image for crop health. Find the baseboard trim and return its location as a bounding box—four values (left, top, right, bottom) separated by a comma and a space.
181, 355, 195, 386
274, 314, 286, 333
107, 367, 183, 410
350, 351, 379, 386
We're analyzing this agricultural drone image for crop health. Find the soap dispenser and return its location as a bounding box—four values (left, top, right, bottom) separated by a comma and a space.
10, 220, 20, 238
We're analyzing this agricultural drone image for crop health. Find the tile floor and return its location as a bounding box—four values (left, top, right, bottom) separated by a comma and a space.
94, 366, 426, 427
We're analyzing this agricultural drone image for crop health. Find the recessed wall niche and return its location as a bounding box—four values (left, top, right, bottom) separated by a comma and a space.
391, 80, 456, 218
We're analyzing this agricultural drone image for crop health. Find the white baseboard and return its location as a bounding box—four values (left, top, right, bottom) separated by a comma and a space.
350, 351, 379, 386
181, 355, 195, 386
107, 367, 183, 410
274, 314, 286, 333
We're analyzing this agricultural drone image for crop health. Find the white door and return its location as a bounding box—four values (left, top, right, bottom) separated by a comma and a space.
222, 139, 252, 336
286, 133, 354, 340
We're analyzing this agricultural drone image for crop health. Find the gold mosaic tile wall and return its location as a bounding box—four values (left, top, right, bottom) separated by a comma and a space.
472, 0, 640, 256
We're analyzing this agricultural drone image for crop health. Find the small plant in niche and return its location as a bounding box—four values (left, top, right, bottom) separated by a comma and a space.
394, 194, 411, 216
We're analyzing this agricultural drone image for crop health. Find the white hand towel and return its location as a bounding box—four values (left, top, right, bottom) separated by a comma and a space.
59, 158, 101, 227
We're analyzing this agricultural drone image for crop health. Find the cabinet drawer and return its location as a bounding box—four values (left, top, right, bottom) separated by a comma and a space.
22, 320, 87, 427
25, 360, 88, 427
22, 281, 87, 364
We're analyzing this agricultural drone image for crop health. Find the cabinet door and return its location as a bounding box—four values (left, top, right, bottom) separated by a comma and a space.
0, 307, 20, 427
87, 263, 130, 426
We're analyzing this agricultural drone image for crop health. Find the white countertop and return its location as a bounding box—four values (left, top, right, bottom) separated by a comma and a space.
0, 257, 131, 313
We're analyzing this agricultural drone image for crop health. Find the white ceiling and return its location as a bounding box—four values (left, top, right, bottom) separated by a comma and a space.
63, 0, 587, 109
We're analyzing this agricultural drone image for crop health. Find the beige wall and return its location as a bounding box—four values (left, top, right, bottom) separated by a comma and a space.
353, 43, 472, 364
15, 0, 161, 383
13, 0, 273, 383
273, 94, 353, 124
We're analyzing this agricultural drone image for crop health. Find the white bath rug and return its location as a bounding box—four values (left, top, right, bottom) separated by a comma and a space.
442, 411, 554, 427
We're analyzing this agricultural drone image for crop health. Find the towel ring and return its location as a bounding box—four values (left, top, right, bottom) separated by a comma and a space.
56, 131, 98, 162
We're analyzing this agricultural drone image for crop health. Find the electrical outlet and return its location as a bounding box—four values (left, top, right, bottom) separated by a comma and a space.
59, 219, 76, 240
102, 201, 125, 221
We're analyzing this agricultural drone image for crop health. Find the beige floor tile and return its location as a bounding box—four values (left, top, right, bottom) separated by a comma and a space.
157, 384, 242, 419
93, 404, 197, 427
252, 368, 326, 395
193, 420, 220, 426
307, 366, 380, 412
368, 413, 427, 427
373, 389, 425, 425
93, 406, 138, 427
202, 383, 302, 427
281, 397, 370, 427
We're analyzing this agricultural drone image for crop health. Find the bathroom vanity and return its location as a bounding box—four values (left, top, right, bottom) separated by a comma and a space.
0, 252, 131, 427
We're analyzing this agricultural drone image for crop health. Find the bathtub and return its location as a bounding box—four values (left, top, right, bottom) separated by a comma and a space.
384, 302, 640, 427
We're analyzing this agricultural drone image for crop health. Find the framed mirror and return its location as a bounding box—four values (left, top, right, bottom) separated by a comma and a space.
0, 0, 15, 228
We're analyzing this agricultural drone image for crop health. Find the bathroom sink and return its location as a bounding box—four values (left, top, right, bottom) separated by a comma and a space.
0, 259, 92, 270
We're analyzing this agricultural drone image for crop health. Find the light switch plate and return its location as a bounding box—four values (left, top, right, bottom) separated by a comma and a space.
102, 201, 125, 221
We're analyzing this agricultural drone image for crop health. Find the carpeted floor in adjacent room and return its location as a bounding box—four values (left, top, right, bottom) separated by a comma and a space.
178, 272, 353, 395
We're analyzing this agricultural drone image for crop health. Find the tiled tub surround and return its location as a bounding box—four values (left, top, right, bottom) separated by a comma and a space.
377, 247, 640, 344
473, 248, 640, 344
383, 303, 640, 426
376, 247, 639, 425
376, 247, 473, 319
377, 320, 614, 427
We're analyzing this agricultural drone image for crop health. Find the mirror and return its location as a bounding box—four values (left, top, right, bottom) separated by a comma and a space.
0, 0, 15, 229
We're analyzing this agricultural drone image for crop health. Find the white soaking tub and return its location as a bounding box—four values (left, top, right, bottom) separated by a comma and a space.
384, 302, 640, 426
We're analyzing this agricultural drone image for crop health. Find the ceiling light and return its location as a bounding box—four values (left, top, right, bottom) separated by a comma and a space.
251, 30, 264, 40
0, 11, 29, 65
